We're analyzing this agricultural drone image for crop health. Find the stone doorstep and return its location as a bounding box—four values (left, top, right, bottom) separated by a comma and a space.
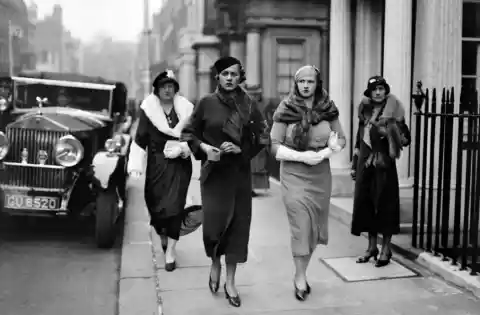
330, 197, 480, 299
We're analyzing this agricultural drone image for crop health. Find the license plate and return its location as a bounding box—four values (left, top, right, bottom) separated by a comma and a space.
5, 194, 59, 210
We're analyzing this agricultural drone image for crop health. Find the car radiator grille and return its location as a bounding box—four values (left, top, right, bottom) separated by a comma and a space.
1, 127, 69, 190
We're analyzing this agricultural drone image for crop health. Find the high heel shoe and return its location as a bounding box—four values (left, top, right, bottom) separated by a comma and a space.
208, 274, 220, 293
224, 284, 241, 307
306, 282, 311, 294
356, 248, 379, 263
165, 261, 176, 272
375, 251, 392, 268
294, 281, 308, 301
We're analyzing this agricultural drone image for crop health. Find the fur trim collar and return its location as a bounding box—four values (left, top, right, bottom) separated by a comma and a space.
140, 93, 194, 138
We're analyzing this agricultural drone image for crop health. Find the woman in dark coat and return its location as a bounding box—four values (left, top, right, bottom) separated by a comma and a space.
128, 70, 194, 272
181, 56, 268, 307
351, 76, 411, 267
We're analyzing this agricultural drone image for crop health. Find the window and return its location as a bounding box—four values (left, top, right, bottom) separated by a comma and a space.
276, 38, 305, 99
462, 0, 480, 110
39, 50, 49, 63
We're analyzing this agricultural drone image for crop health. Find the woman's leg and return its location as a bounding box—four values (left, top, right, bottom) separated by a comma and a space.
293, 254, 312, 290
164, 214, 183, 263
379, 233, 392, 259
209, 256, 221, 292
356, 233, 379, 263
225, 262, 238, 295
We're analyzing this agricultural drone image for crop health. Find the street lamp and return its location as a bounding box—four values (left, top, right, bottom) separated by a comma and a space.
142, 0, 152, 99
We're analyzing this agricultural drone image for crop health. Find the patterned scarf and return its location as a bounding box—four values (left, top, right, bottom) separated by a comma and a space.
273, 87, 339, 151
215, 86, 252, 145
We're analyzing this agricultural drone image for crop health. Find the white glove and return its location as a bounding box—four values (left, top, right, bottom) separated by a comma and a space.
302, 150, 326, 166
164, 146, 182, 159
317, 147, 334, 160
275, 145, 306, 162
328, 131, 343, 152
275, 145, 323, 166
129, 171, 142, 179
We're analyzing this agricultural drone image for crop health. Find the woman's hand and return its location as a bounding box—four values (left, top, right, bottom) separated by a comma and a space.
129, 171, 142, 179
301, 150, 324, 166
200, 143, 222, 161
164, 146, 182, 159
350, 169, 356, 181
220, 142, 242, 154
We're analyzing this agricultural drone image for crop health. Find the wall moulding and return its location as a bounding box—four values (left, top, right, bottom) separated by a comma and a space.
245, 17, 328, 29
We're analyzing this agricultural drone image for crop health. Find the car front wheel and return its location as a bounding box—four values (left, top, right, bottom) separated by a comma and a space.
95, 187, 119, 249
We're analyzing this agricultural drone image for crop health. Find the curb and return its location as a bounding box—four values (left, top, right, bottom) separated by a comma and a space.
117, 177, 160, 315
329, 197, 480, 299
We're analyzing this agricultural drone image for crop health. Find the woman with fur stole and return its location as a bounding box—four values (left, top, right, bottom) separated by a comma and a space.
128, 70, 194, 272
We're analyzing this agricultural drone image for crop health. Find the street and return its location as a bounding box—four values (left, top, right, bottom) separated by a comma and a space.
0, 215, 121, 315
152, 168, 480, 315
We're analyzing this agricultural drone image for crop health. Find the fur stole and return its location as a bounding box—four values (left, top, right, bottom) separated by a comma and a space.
127, 94, 194, 174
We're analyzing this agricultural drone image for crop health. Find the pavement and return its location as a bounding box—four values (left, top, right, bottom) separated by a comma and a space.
0, 215, 121, 315
119, 160, 480, 315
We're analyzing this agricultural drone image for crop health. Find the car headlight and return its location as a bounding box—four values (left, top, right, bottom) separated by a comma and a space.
0, 97, 8, 111
104, 134, 125, 153
0, 131, 9, 160
55, 135, 84, 167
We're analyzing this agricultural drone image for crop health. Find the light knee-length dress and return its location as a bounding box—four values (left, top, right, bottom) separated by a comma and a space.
270, 119, 346, 257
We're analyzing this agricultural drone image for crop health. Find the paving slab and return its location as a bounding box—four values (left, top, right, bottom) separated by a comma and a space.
321, 255, 418, 282
153, 176, 480, 314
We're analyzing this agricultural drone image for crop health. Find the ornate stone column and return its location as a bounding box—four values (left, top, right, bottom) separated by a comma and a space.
353, 0, 383, 138
178, 51, 196, 101
229, 34, 246, 65
383, 0, 413, 185
411, 0, 462, 187
329, 0, 353, 196
192, 36, 220, 99
245, 28, 261, 89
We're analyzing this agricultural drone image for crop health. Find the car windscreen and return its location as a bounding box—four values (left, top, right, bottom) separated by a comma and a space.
14, 83, 111, 114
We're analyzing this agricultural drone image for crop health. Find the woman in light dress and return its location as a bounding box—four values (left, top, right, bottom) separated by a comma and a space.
270, 65, 345, 301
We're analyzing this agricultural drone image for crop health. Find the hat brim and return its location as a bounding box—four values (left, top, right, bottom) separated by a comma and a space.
363, 83, 391, 98
153, 77, 179, 90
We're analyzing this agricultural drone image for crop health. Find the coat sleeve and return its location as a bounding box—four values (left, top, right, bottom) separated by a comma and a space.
352, 103, 364, 172
127, 109, 149, 174
244, 101, 269, 160
180, 98, 207, 161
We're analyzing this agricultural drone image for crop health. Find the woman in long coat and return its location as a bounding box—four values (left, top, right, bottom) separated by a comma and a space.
128, 70, 194, 272
270, 65, 346, 301
351, 76, 410, 267
181, 56, 268, 308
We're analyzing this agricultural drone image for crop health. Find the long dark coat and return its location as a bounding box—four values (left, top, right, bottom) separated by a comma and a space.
128, 94, 195, 234
351, 99, 409, 236
181, 91, 266, 264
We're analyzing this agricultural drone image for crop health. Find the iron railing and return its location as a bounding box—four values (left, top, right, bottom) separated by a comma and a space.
412, 84, 480, 275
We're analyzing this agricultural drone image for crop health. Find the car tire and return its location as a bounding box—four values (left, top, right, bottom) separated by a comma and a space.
95, 187, 119, 249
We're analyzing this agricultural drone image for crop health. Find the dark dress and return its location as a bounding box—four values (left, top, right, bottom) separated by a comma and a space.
351, 103, 401, 236
135, 108, 193, 240
181, 92, 266, 264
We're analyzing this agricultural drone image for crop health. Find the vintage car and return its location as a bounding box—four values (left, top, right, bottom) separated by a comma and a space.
0, 71, 131, 249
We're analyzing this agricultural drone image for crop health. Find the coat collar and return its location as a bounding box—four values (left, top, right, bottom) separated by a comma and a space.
140, 93, 194, 138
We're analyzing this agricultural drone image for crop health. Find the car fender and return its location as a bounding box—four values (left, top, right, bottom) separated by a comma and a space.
92, 151, 120, 189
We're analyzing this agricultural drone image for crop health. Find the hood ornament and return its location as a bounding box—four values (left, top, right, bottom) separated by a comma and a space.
35, 97, 48, 108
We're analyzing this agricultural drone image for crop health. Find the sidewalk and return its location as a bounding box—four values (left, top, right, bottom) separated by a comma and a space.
151, 173, 480, 314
